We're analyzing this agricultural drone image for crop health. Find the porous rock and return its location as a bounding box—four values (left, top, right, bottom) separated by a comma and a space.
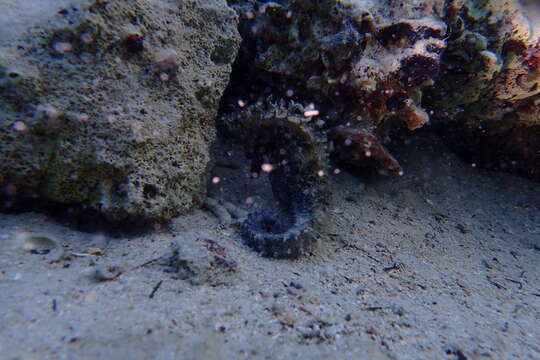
225, 0, 447, 174
218, 0, 447, 256
426, 0, 540, 178
0, 0, 240, 220
162, 232, 238, 285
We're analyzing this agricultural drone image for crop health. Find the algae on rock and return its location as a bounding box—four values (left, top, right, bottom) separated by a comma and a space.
223, 0, 447, 174
0, 0, 241, 220
426, 0, 540, 178
224, 0, 540, 179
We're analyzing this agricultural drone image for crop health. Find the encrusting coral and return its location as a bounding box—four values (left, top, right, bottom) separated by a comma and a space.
0, 0, 240, 221
425, 0, 540, 178
225, 0, 447, 174
220, 0, 540, 257
1, 0, 538, 257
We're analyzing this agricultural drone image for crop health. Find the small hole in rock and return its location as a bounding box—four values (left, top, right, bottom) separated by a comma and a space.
143, 185, 158, 199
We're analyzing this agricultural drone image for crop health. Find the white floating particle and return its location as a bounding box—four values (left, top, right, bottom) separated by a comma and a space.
13, 121, 27, 132
304, 110, 320, 117
261, 163, 273, 173
238, 99, 246, 108
160, 72, 170, 82
286, 89, 294, 97
212, 176, 221, 184
81, 33, 94, 44
344, 138, 352, 146
398, 171, 404, 176
334, 168, 341, 174
317, 170, 325, 177
53, 41, 73, 53
76, 113, 90, 122
365, 150, 371, 157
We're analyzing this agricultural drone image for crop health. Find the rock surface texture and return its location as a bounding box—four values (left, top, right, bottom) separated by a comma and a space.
218, 0, 540, 256
224, 0, 447, 175
220, 0, 449, 256
426, 0, 540, 179
0, 0, 240, 220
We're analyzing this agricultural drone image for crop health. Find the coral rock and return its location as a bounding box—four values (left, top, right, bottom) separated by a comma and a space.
0, 0, 241, 220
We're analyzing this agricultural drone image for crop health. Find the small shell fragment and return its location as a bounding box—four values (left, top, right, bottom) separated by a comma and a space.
16, 231, 65, 262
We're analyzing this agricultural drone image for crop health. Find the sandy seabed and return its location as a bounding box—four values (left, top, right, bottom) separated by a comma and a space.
1, 134, 539, 360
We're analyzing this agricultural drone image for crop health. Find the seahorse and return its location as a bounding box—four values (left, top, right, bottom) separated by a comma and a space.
215, 0, 447, 257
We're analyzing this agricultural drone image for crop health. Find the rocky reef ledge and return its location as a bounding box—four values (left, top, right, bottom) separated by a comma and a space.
1, 1, 539, 257
0, 0, 240, 221
217, 0, 539, 256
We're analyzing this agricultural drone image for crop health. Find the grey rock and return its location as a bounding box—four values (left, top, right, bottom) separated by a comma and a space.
0, 0, 240, 220
162, 232, 238, 285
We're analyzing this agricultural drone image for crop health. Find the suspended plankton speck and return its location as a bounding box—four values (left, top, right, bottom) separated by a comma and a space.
53, 41, 73, 53
245, 197, 254, 205
238, 99, 246, 108
344, 138, 352, 146
13, 121, 27, 132
317, 170, 325, 177
245, 11, 254, 19
334, 168, 341, 174
160, 72, 170, 82
471, 163, 476, 168
76, 113, 90, 123
261, 163, 273, 173
80, 32, 94, 44
398, 171, 404, 176
304, 109, 320, 117
212, 176, 221, 184
365, 150, 372, 157
286, 89, 294, 97
286, 10, 293, 19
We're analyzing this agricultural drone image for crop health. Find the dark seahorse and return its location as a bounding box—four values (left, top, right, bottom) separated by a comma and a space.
218, 98, 328, 258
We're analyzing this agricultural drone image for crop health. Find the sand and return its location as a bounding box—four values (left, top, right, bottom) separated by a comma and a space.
1, 133, 539, 360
